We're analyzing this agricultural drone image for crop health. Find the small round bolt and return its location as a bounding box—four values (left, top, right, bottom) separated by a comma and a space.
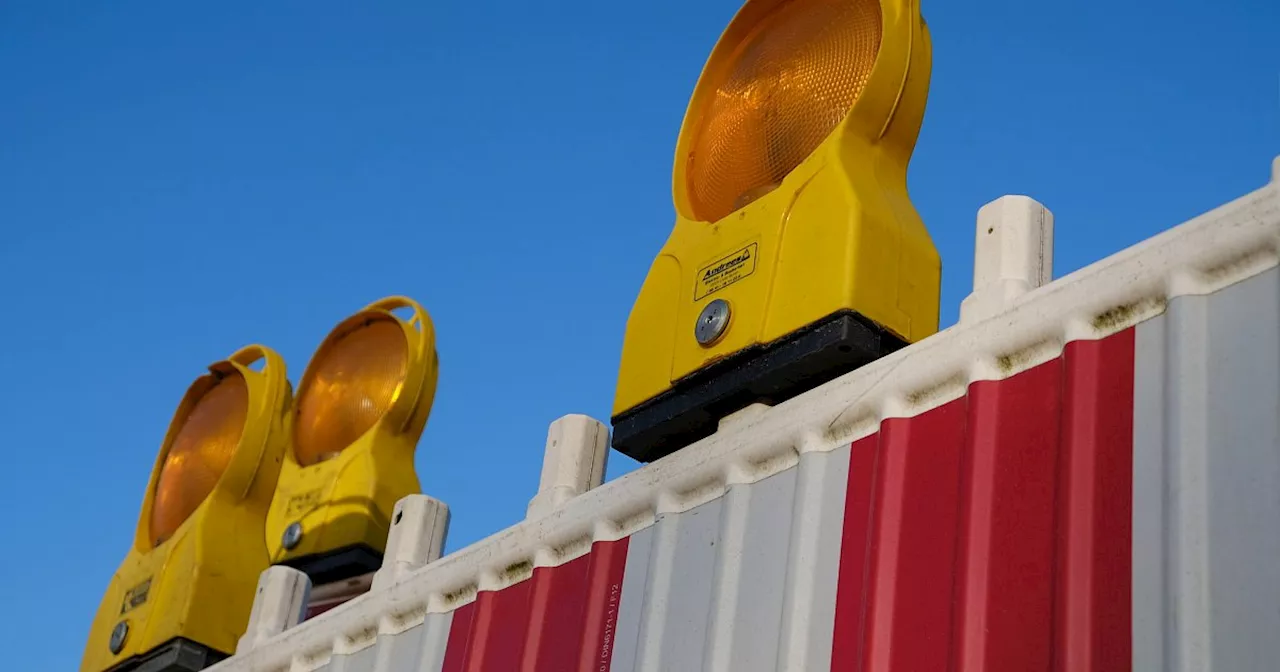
282, 522, 303, 550
109, 621, 129, 654
695, 299, 731, 346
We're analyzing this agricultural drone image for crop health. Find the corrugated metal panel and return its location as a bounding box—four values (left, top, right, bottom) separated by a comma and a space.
436, 539, 631, 671
296, 330, 1140, 672
213, 175, 1279, 672
1055, 336, 1135, 671
826, 332, 1135, 672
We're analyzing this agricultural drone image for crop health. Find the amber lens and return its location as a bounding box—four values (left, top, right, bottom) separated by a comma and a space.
686, 0, 882, 222
295, 318, 408, 466
150, 373, 248, 547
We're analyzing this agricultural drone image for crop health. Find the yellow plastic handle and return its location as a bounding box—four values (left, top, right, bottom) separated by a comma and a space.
220, 344, 289, 501
366, 295, 427, 328
366, 295, 435, 357
364, 295, 437, 434
227, 344, 282, 377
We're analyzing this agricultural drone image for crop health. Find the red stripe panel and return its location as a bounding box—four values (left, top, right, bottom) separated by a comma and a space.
833, 329, 1137, 671
440, 600, 477, 672
439, 538, 632, 671
575, 539, 630, 672
1055, 332, 1135, 671
831, 434, 881, 670
855, 399, 970, 671
953, 360, 1064, 671
862, 400, 969, 671
522, 554, 591, 669
463, 578, 536, 671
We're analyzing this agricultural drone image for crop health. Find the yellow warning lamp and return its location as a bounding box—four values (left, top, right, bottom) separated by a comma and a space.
81, 346, 291, 672
611, 0, 940, 461
266, 296, 438, 586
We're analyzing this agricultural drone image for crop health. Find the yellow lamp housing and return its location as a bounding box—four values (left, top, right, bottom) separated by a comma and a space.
81, 346, 291, 672
611, 0, 940, 462
266, 296, 438, 587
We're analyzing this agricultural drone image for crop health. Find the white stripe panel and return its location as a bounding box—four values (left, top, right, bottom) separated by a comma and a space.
1132, 267, 1280, 671
608, 447, 850, 672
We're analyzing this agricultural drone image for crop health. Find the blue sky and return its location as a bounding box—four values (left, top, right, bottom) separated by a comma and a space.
1, 1, 1276, 668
